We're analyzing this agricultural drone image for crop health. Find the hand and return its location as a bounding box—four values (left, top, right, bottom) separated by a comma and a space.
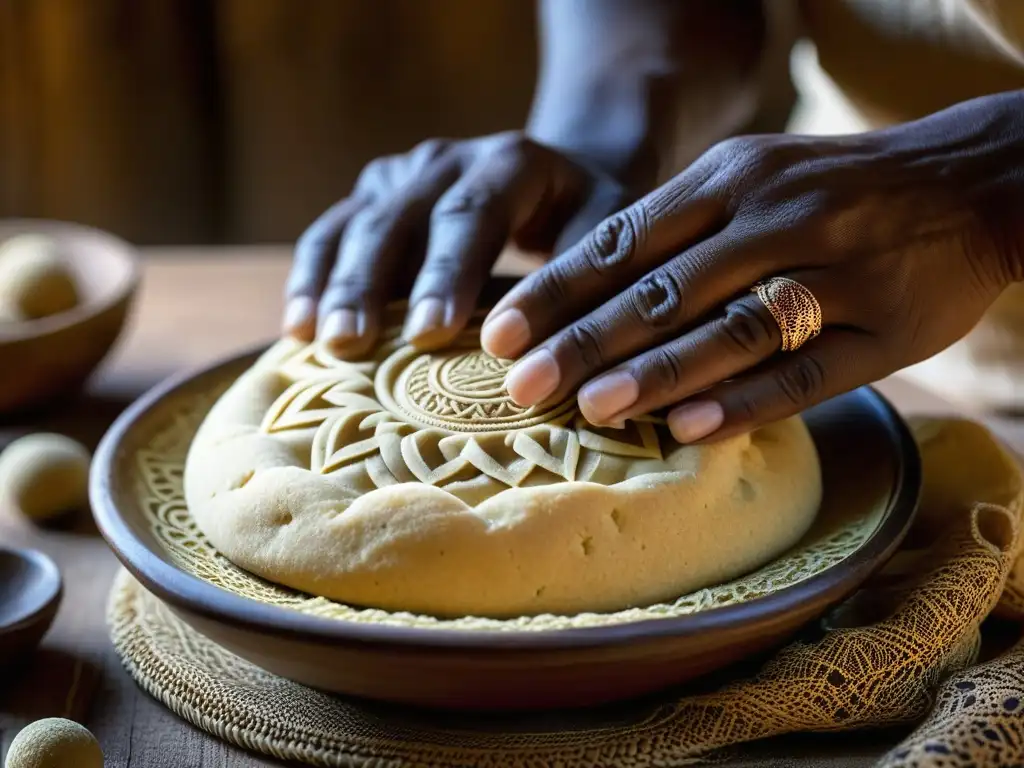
283, 132, 626, 357
480, 94, 1024, 443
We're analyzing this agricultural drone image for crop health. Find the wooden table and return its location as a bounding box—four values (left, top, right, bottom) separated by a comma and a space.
0, 247, 1008, 767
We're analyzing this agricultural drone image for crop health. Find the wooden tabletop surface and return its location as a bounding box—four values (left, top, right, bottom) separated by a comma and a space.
0, 247, 1012, 767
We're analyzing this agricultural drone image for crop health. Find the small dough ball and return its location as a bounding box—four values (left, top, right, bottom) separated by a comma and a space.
5, 718, 103, 768
0, 234, 79, 319
0, 434, 91, 521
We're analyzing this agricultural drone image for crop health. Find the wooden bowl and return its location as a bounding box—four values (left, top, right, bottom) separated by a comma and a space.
0, 219, 139, 415
91, 322, 919, 711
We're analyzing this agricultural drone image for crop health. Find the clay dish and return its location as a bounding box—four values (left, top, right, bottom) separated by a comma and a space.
0, 546, 62, 663
0, 219, 139, 415
91, 281, 921, 711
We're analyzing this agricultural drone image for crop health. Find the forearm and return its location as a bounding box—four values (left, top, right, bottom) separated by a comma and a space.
526, 0, 766, 194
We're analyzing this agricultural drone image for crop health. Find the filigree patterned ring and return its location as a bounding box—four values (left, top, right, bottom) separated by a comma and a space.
751, 277, 823, 353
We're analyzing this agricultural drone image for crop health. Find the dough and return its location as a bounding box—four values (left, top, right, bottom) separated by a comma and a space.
0, 234, 79, 320
6, 718, 103, 768
184, 308, 822, 618
0, 433, 91, 522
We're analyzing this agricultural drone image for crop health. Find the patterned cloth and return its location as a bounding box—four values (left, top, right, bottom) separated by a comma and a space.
108, 417, 1024, 766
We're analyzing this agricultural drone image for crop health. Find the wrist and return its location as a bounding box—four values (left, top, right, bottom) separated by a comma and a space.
527, 73, 762, 198
525, 80, 655, 192
882, 90, 1024, 285
527, 0, 767, 196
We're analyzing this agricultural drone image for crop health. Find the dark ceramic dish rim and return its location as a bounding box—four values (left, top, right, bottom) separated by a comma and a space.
0, 218, 141, 341
0, 546, 63, 632
91, 344, 921, 653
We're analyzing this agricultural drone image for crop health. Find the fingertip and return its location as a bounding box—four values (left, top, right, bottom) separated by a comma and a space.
505, 349, 560, 407
318, 307, 370, 357
667, 401, 724, 444
481, 308, 531, 359
577, 370, 639, 426
402, 297, 448, 346
283, 296, 317, 341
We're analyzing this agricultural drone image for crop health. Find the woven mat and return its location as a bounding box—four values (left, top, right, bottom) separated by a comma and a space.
108, 417, 1024, 767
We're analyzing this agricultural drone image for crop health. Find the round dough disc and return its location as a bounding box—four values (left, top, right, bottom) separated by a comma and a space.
184, 309, 822, 618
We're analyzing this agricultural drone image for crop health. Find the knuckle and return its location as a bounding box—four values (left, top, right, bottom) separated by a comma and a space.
487, 131, 533, 158
350, 206, 397, 236
431, 186, 500, 221
710, 135, 748, 158
774, 356, 826, 406
709, 136, 754, 164
720, 302, 777, 355
733, 392, 762, 425
711, 135, 772, 178
532, 263, 573, 306
564, 323, 606, 370
647, 347, 684, 393
355, 157, 388, 187
413, 138, 448, 163
578, 206, 649, 273
626, 269, 685, 328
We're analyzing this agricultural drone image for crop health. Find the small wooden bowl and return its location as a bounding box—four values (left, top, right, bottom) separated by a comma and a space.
91, 311, 920, 711
0, 219, 139, 415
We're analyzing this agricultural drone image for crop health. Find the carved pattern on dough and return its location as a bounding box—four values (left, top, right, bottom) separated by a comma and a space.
260, 334, 666, 491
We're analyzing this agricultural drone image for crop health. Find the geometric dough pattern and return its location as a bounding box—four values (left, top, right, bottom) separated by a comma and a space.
259, 328, 665, 491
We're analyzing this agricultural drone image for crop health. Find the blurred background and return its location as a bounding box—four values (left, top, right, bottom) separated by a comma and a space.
0, 0, 798, 247
0, 1, 539, 245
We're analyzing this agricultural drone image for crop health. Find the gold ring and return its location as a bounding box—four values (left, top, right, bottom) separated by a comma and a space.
751, 277, 822, 352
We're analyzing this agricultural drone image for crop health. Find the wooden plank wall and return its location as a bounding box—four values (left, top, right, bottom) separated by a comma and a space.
0, 1, 538, 245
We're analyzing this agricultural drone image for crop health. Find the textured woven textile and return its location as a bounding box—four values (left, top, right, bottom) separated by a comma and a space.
108, 417, 1024, 767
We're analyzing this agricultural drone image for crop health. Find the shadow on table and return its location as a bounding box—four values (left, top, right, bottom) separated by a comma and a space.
0, 649, 101, 723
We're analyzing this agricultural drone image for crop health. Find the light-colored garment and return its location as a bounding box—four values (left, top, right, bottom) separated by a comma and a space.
789, 0, 1024, 411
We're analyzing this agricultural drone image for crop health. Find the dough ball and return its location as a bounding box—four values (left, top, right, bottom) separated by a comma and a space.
0, 434, 91, 522
0, 234, 79, 320
5, 718, 103, 768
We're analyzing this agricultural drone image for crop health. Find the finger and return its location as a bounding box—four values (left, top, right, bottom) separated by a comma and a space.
318, 160, 461, 357
404, 137, 588, 349
284, 196, 367, 340
480, 177, 730, 360
509, 229, 783, 407
666, 328, 885, 444
577, 270, 850, 425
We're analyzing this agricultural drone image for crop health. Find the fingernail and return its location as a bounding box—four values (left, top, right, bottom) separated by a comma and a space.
319, 308, 360, 345
505, 349, 560, 406
578, 370, 639, 425
481, 309, 531, 358
403, 297, 447, 343
668, 401, 724, 443
283, 296, 317, 338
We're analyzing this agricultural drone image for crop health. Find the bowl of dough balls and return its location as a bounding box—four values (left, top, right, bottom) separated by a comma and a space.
0, 219, 139, 415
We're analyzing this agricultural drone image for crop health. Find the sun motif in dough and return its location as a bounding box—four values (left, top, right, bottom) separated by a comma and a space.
259, 329, 667, 492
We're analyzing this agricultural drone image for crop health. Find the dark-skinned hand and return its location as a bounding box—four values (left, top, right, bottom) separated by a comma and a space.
285, 92, 1023, 444
482, 92, 1024, 443
283, 132, 626, 357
